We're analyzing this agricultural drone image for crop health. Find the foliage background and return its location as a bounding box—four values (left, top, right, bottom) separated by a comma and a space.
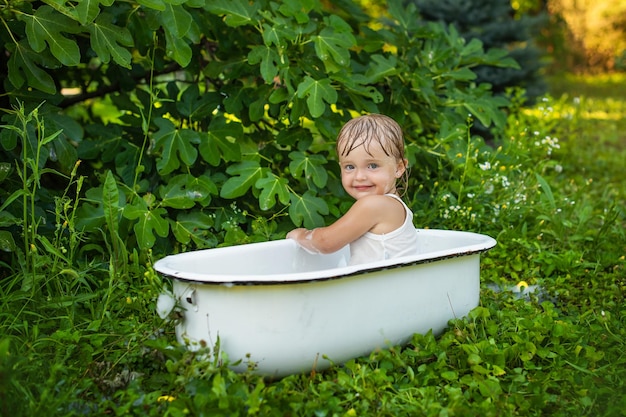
0, 0, 517, 259
0, 0, 625, 416
546, 0, 626, 72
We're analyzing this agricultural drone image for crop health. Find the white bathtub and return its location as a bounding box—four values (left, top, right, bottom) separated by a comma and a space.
154, 228, 496, 377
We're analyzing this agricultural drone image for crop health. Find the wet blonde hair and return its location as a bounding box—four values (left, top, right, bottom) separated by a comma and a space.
336, 113, 409, 195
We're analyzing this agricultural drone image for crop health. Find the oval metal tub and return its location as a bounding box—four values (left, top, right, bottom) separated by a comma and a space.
154, 228, 496, 377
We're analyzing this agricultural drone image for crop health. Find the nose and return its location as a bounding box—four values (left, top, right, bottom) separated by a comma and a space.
355, 168, 367, 180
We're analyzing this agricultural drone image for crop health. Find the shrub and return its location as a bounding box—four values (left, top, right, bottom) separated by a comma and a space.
0, 0, 517, 266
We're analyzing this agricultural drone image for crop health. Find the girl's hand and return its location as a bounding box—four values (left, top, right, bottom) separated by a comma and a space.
286, 228, 307, 241
287, 228, 321, 254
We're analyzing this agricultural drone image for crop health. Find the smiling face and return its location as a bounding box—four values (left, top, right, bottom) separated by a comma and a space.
339, 139, 406, 200
336, 114, 408, 200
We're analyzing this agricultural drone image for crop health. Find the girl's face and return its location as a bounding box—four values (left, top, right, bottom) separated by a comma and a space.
338, 139, 406, 200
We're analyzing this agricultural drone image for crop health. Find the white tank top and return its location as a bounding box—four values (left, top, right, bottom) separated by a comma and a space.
348, 194, 418, 265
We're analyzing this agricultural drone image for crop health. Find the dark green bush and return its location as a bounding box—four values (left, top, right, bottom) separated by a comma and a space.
0, 0, 516, 266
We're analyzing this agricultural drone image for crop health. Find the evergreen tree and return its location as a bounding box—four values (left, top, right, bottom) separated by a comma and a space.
410, 0, 547, 102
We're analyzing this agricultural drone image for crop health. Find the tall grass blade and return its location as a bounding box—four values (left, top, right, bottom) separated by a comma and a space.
102, 170, 123, 271
535, 173, 556, 210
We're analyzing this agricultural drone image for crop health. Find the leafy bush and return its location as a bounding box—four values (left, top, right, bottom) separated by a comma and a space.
0, 0, 516, 265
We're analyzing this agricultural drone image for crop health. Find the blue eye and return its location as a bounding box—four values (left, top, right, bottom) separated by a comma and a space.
368, 163, 378, 169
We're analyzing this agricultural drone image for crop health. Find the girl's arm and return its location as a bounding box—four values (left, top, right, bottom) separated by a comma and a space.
286, 195, 401, 254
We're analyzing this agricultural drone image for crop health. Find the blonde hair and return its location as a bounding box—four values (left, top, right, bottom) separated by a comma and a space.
336, 114, 409, 195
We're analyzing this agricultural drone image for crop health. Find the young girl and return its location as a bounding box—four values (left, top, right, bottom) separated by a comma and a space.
287, 113, 418, 265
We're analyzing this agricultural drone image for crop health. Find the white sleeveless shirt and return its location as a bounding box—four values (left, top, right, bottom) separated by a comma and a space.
348, 194, 418, 265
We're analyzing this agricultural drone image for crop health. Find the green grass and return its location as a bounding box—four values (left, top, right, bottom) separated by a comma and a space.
548, 73, 626, 98
547, 73, 626, 169
1, 74, 625, 416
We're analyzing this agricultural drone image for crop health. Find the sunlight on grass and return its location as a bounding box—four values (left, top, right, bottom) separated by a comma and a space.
581, 108, 625, 121
526, 74, 626, 154
524, 96, 626, 122
570, 97, 626, 117
548, 73, 626, 99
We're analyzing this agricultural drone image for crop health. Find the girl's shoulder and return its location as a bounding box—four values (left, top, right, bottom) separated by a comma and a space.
354, 194, 405, 213
353, 194, 407, 234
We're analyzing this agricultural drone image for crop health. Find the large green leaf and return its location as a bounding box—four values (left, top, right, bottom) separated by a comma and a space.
49, 133, 78, 172
152, 118, 199, 175
136, 0, 166, 11
45, 113, 82, 171
41, 0, 100, 24
333, 73, 383, 105
7, 41, 57, 94
458, 38, 520, 69
482, 47, 521, 69
110, 142, 141, 186
204, 0, 260, 27
159, 174, 217, 209
135, 207, 169, 249
296, 76, 337, 118
313, 16, 355, 69
261, 22, 297, 48
248, 45, 280, 84
249, 96, 267, 122
89, 12, 133, 68
102, 170, 121, 236
255, 174, 290, 210
289, 191, 329, 229
177, 85, 221, 120
461, 93, 509, 128
75, 200, 105, 231
0, 230, 16, 253
220, 160, 268, 199
161, 4, 192, 38
365, 55, 398, 83
75, 186, 125, 231
21, 6, 81, 66
221, 84, 252, 114
123, 200, 169, 249
75, 0, 101, 24
172, 211, 217, 247
0, 209, 18, 228
198, 117, 243, 166
442, 67, 477, 82
387, 0, 415, 31
164, 29, 192, 67
276, 0, 315, 23
288, 151, 328, 188
0, 115, 19, 150
276, 126, 314, 148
